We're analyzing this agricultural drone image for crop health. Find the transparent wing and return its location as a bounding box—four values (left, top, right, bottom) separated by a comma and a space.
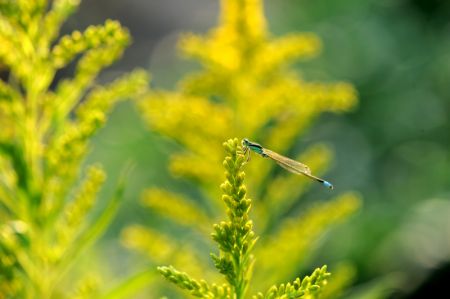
262, 149, 311, 175
262, 148, 334, 189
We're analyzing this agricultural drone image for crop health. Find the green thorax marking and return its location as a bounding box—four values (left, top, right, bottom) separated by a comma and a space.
248, 144, 264, 155
244, 139, 264, 155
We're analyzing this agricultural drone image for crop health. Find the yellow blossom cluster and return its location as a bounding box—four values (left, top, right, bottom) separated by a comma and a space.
130, 0, 361, 296
0, 0, 148, 297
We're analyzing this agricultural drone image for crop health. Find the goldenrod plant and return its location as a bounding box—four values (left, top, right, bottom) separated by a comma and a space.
0, 0, 148, 298
127, 0, 361, 297
158, 139, 331, 299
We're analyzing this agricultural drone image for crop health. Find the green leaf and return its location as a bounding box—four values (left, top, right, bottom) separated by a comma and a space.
98, 268, 158, 299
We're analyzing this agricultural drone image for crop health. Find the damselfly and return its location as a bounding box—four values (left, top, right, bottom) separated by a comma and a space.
242, 138, 333, 189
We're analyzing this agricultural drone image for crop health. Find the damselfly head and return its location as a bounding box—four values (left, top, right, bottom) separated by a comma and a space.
242, 138, 250, 147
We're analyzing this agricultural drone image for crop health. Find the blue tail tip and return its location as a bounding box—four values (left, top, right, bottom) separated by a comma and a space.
323, 181, 334, 190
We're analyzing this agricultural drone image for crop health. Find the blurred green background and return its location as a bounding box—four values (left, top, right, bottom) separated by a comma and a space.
62, 0, 449, 298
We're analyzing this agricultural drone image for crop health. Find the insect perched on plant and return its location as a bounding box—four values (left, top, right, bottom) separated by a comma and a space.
242, 138, 334, 190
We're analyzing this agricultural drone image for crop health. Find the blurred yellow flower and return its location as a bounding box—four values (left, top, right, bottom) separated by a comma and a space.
133, 0, 360, 297
0, 1, 148, 297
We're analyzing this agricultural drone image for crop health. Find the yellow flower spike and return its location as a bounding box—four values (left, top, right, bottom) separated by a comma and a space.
157, 138, 334, 298
320, 263, 356, 299
219, 0, 266, 41
56, 166, 106, 238
122, 225, 177, 261
140, 92, 232, 152
0, 0, 150, 297
170, 153, 224, 190
121, 225, 219, 285
255, 193, 361, 285
255, 33, 322, 75
136, 0, 360, 297
141, 188, 211, 231
42, 0, 81, 43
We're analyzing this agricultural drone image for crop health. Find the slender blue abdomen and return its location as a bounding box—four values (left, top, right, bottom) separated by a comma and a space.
323, 180, 334, 189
